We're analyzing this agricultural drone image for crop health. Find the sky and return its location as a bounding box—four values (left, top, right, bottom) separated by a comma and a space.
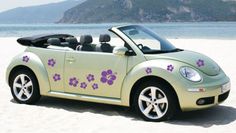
0, 0, 64, 12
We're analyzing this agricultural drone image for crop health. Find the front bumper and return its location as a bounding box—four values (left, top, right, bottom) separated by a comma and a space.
179, 78, 231, 111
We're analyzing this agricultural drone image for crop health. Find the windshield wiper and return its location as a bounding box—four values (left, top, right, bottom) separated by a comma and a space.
167, 48, 183, 52
143, 48, 183, 54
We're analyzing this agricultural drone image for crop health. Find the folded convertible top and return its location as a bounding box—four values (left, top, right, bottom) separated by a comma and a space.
17, 33, 74, 47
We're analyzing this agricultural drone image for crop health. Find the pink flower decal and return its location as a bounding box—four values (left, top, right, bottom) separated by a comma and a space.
80, 82, 87, 89
69, 77, 79, 87
53, 74, 61, 81
167, 65, 174, 72
87, 74, 95, 82
146, 67, 152, 74
100, 69, 117, 85
22, 56, 29, 63
196, 59, 204, 67
92, 83, 99, 90
48, 58, 56, 67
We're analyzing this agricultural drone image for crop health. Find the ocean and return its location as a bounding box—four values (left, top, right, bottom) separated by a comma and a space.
0, 22, 236, 39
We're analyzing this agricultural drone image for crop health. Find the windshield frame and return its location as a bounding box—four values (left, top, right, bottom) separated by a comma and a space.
117, 25, 178, 54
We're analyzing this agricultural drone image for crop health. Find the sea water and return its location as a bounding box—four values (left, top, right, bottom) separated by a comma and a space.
0, 22, 235, 39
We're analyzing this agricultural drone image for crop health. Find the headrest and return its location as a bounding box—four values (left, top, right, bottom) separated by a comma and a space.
47, 38, 61, 46
99, 34, 111, 42
65, 37, 78, 45
80, 35, 93, 45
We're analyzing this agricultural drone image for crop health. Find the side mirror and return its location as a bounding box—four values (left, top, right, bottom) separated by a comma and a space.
113, 46, 128, 56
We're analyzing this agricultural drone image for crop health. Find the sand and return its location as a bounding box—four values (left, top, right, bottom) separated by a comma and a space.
0, 37, 235, 133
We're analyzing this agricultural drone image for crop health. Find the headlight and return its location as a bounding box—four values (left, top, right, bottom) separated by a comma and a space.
180, 67, 202, 82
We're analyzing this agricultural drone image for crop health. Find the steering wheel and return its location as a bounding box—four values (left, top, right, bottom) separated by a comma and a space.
137, 44, 144, 49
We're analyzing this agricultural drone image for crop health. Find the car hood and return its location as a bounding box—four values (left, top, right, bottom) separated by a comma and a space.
145, 50, 220, 76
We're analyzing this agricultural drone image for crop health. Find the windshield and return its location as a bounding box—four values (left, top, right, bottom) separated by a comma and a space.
118, 25, 179, 54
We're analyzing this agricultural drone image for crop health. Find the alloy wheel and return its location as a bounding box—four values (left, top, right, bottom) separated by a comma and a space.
13, 74, 34, 101
138, 86, 168, 120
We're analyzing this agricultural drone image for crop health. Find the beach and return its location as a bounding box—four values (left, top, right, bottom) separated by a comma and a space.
0, 38, 235, 133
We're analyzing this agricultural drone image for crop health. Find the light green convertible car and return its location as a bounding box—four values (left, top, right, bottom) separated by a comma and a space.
6, 25, 230, 121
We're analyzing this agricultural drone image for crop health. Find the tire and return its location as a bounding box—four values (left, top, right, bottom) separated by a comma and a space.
9, 69, 41, 104
133, 81, 177, 121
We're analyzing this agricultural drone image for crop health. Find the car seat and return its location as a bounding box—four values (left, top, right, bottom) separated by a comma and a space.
79, 35, 95, 51
99, 34, 113, 53
65, 37, 79, 50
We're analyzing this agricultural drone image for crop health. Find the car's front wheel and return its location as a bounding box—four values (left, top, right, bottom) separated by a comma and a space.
10, 69, 41, 104
133, 81, 177, 121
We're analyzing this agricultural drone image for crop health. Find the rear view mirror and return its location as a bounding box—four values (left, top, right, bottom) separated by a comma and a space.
113, 46, 128, 56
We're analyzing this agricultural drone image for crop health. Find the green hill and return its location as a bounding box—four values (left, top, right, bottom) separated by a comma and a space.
59, 0, 236, 23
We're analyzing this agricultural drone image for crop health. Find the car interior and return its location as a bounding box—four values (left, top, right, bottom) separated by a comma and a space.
46, 34, 116, 53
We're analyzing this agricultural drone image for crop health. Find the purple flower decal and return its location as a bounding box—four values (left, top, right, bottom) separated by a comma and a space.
146, 67, 152, 74
80, 82, 87, 89
196, 59, 204, 67
48, 58, 56, 67
53, 74, 61, 81
100, 69, 117, 85
92, 83, 99, 90
87, 74, 95, 82
22, 56, 29, 63
69, 77, 79, 87
167, 65, 174, 72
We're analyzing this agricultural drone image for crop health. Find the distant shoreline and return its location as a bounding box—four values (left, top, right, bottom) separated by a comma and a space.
0, 22, 235, 39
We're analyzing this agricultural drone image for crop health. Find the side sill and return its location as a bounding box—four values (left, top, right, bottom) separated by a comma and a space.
44, 91, 127, 106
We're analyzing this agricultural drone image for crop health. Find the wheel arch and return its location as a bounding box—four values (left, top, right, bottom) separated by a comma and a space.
6, 52, 51, 95
9, 65, 41, 104
8, 65, 37, 85
129, 76, 181, 111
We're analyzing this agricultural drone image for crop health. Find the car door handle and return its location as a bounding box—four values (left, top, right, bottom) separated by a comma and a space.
66, 57, 75, 62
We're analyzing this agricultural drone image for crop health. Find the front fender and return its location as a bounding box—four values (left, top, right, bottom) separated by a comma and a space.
120, 59, 188, 106
6, 51, 50, 95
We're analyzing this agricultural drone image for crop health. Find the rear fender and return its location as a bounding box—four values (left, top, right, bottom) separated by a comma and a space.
6, 52, 50, 95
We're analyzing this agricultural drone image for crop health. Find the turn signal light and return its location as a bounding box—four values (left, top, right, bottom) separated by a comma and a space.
188, 88, 205, 92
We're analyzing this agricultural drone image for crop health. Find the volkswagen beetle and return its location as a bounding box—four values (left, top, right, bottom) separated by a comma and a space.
6, 25, 231, 121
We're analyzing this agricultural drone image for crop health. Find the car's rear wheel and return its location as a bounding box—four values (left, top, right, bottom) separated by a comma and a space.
133, 81, 177, 121
10, 69, 40, 104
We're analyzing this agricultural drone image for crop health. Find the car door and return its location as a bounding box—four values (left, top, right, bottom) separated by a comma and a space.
64, 51, 128, 98
32, 47, 67, 92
